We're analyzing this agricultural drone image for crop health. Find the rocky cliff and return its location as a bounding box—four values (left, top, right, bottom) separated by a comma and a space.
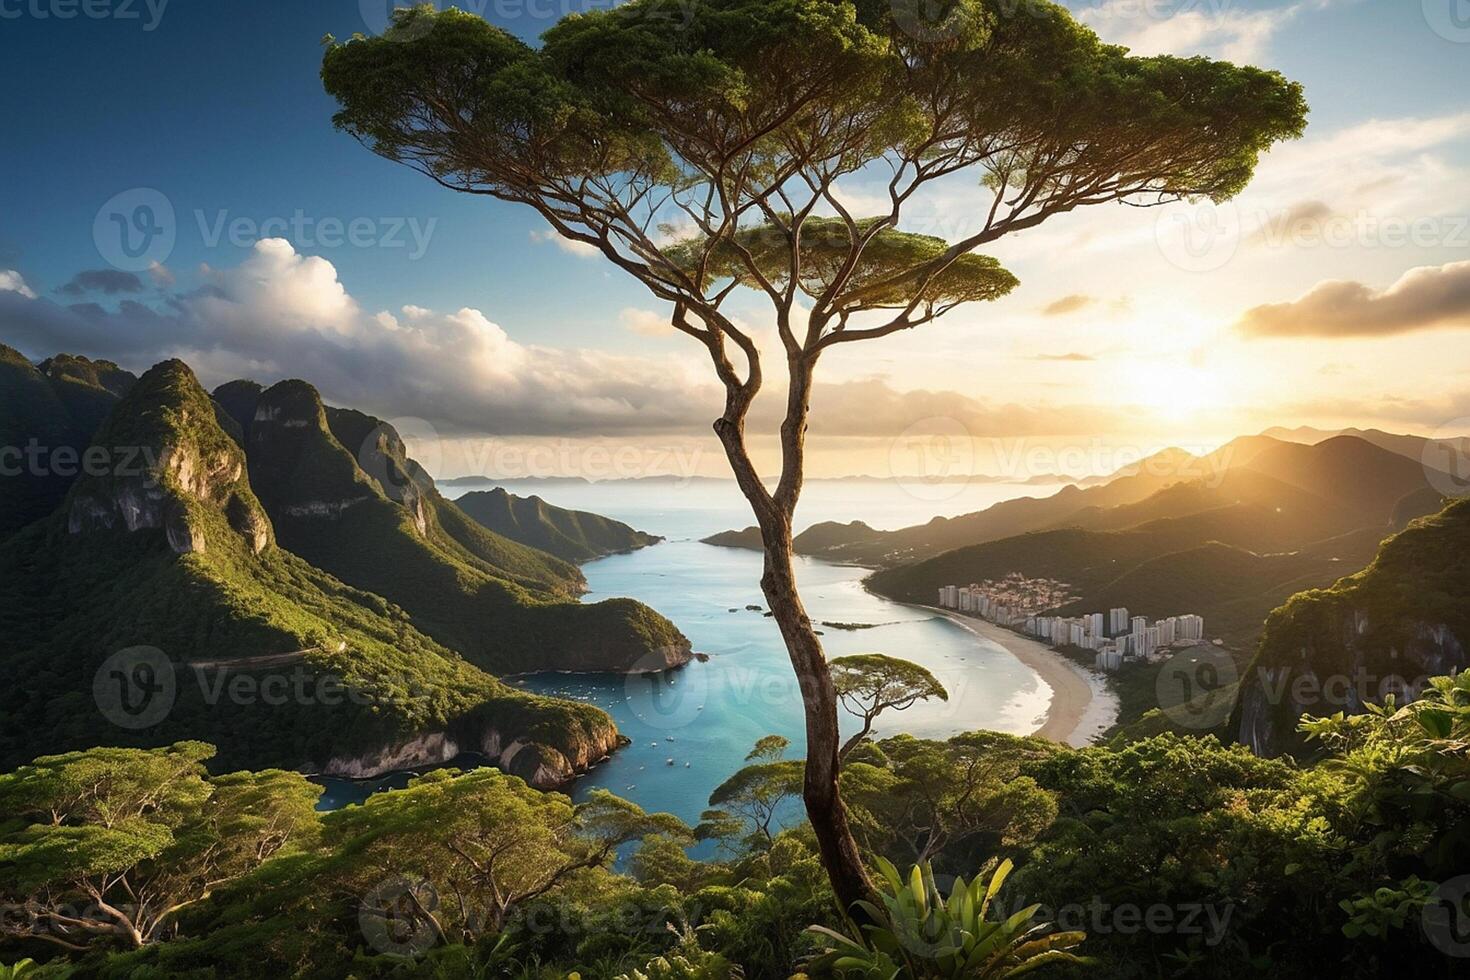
213, 377, 691, 675
65, 360, 273, 556
1233, 495, 1468, 757
0, 357, 623, 789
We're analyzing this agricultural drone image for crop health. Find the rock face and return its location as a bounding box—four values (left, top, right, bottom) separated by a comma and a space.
315, 715, 622, 789
1234, 495, 1468, 757
213, 376, 691, 676
3, 356, 630, 790
64, 360, 272, 556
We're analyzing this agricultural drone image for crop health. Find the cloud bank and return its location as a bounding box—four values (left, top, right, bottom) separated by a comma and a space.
1238, 260, 1470, 338
0, 241, 1135, 445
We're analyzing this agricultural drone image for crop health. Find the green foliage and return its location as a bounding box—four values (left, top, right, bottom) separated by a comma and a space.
0, 360, 622, 777
701, 738, 804, 850
843, 734, 1056, 872
806, 858, 1086, 978
613, 924, 744, 980
831, 655, 948, 757
1242, 495, 1470, 757
238, 378, 689, 676
0, 743, 321, 951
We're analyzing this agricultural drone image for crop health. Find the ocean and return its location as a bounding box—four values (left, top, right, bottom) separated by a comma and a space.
316, 477, 1079, 841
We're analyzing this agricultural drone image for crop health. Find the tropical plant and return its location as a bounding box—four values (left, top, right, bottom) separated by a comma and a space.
805, 858, 1086, 978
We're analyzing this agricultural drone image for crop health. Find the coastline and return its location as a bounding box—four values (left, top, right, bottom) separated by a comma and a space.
909, 603, 1115, 747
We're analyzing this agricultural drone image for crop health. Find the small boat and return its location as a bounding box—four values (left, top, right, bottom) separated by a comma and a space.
666, 758, 675, 766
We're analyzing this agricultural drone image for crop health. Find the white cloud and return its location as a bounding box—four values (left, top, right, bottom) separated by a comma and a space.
529, 227, 600, 258
0, 240, 1152, 443
1070, 0, 1302, 62
620, 307, 675, 337
0, 269, 36, 300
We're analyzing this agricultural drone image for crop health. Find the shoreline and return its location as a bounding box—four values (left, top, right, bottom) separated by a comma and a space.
909, 603, 1113, 747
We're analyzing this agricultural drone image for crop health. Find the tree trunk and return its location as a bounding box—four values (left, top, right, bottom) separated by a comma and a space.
840, 714, 875, 760
757, 526, 875, 916
708, 411, 870, 916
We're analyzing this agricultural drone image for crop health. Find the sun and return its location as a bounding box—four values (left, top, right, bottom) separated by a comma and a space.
1136, 364, 1229, 424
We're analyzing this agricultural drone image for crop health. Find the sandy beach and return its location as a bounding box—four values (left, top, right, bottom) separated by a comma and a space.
914, 604, 1114, 746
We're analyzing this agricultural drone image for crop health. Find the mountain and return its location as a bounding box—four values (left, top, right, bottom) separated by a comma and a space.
0, 344, 137, 537
0, 360, 621, 785
454, 487, 660, 563
1234, 496, 1470, 758
1261, 424, 1470, 469
864, 508, 1387, 647
212, 377, 691, 675
704, 434, 1450, 567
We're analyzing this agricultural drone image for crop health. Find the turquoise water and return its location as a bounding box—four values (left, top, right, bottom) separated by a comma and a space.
316, 479, 1056, 834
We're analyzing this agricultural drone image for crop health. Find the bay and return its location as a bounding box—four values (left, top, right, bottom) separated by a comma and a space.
317, 477, 1080, 837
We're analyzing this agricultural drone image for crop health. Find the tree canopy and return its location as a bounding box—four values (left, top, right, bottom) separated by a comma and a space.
831, 654, 949, 757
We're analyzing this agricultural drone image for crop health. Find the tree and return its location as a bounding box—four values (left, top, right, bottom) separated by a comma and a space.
0, 742, 320, 951
699, 736, 804, 851
321, 0, 1308, 913
831, 654, 948, 758
328, 768, 690, 941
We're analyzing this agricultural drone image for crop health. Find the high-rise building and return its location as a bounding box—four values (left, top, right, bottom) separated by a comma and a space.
1088, 612, 1105, 638
1109, 607, 1129, 636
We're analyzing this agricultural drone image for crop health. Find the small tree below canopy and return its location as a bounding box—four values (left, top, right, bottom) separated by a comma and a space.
831, 654, 948, 758
322, 0, 1308, 914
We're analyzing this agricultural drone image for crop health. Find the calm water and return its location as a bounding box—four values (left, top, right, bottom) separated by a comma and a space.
317, 478, 1062, 834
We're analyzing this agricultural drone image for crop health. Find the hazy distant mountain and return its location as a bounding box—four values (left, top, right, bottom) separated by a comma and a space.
1261, 424, 1470, 470
455, 487, 660, 563
705, 432, 1451, 568
0, 360, 621, 784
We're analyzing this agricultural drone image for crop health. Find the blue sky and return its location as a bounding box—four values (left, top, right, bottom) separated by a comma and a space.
2, 1, 1469, 478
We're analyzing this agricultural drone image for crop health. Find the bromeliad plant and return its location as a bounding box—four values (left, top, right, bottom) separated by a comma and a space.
805, 858, 1086, 978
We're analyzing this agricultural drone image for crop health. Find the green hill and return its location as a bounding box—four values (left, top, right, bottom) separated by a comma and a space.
1234, 496, 1470, 757
866, 507, 1386, 647
0, 345, 137, 537
455, 486, 660, 563
226, 378, 691, 675
0, 360, 620, 784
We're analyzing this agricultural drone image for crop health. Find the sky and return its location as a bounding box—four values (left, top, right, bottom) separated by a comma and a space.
1, 0, 1469, 480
